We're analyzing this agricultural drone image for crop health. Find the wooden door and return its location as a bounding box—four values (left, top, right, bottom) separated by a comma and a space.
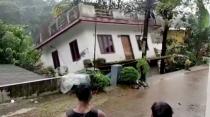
121, 35, 134, 60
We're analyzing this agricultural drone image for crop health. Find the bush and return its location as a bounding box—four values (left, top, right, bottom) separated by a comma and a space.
136, 57, 150, 75
87, 70, 110, 91
34, 64, 56, 77
119, 67, 140, 84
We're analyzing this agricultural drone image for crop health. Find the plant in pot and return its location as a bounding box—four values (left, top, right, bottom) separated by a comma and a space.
119, 67, 140, 86
86, 70, 110, 92
136, 57, 150, 87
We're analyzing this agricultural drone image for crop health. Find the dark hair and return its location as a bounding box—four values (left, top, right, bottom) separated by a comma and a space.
76, 84, 92, 103
151, 102, 173, 117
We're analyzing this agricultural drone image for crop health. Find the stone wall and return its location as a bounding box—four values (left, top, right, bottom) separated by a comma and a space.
0, 78, 60, 103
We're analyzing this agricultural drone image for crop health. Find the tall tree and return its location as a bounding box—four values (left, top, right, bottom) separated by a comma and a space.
156, 0, 181, 74
185, 0, 210, 60
0, 20, 40, 71
142, 0, 156, 57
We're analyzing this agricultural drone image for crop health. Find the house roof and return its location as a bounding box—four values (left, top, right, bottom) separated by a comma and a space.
36, 17, 161, 49
0, 64, 45, 87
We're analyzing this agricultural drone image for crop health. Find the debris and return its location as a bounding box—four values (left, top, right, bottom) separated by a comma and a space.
34, 100, 38, 104
10, 99, 15, 103
30, 99, 34, 102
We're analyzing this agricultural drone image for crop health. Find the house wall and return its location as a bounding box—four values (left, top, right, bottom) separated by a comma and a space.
41, 23, 93, 72
41, 22, 157, 72
168, 30, 186, 43
83, 23, 156, 62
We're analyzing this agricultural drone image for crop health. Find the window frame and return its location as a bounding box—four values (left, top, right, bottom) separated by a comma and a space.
52, 50, 60, 69
97, 34, 115, 54
69, 40, 80, 62
135, 35, 149, 51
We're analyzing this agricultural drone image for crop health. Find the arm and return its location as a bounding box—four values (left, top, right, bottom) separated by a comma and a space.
98, 109, 106, 117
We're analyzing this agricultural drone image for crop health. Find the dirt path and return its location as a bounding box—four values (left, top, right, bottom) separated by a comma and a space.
0, 65, 209, 117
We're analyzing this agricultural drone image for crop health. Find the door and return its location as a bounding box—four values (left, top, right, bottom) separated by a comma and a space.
52, 50, 60, 69
69, 40, 80, 61
121, 35, 134, 60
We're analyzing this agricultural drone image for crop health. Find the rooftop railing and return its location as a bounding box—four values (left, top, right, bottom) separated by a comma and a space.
37, 3, 160, 45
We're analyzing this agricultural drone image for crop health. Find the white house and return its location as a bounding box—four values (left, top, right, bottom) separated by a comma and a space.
36, 4, 161, 73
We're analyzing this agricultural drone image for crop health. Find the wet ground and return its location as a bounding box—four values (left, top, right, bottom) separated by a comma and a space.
102, 66, 209, 117
0, 65, 209, 117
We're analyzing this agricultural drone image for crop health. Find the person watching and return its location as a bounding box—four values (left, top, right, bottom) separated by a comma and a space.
151, 101, 173, 117
66, 84, 106, 117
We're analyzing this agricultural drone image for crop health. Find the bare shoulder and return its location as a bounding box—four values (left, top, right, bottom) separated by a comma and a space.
98, 109, 106, 117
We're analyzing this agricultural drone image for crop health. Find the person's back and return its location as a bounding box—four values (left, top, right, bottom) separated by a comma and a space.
66, 84, 105, 117
66, 109, 98, 117
151, 102, 173, 117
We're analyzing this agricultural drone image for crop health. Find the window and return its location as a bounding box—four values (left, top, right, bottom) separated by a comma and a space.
98, 35, 115, 54
52, 50, 60, 69
69, 40, 80, 61
136, 35, 149, 51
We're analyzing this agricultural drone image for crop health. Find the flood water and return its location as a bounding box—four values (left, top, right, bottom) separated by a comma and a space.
100, 67, 209, 117
0, 66, 208, 117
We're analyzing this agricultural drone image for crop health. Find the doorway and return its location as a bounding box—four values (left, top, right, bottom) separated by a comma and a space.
121, 35, 134, 60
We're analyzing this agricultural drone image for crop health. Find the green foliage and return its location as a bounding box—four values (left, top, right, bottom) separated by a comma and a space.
53, 0, 75, 17
156, 0, 181, 20
86, 70, 110, 91
0, 0, 55, 41
122, 0, 146, 16
166, 38, 196, 71
185, 59, 192, 67
0, 20, 40, 71
36, 66, 56, 77
136, 58, 150, 74
170, 0, 210, 67
158, 0, 210, 71
186, 0, 210, 60
52, 0, 124, 17
119, 67, 140, 84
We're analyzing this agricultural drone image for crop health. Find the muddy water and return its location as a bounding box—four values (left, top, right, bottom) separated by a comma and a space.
100, 69, 208, 117
0, 67, 208, 117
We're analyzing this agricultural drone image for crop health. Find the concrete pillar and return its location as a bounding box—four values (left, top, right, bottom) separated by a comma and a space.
111, 64, 122, 86
0, 90, 10, 103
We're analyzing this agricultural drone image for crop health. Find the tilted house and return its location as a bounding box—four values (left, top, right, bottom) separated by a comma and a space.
36, 3, 161, 72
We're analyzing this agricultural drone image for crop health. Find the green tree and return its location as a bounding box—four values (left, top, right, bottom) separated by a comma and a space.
0, 0, 56, 42
156, 0, 181, 74
165, 0, 210, 70
52, 0, 123, 17
0, 20, 40, 71
183, 0, 210, 62
53, 0, 74, 17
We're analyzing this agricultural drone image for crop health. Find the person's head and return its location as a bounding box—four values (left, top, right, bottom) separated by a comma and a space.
76, 84, 92, 103
151, 102, 173, 117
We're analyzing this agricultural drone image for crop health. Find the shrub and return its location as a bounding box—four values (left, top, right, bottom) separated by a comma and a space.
86, 70, 110, 91
35, 65, 56, 77
136, 57, 150, 74
119, 67, 140, 84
